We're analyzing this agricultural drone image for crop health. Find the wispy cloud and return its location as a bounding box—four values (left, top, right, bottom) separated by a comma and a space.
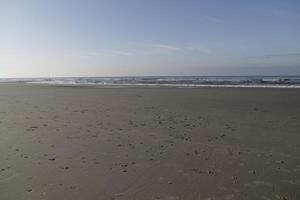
112, 51, 135, 56
146, 43, 211, 54
147, 44, 181, 51
88, 50, 135, 57
248, 53, 300, 59
87, 44, 211, 58
88, 52, 116, 57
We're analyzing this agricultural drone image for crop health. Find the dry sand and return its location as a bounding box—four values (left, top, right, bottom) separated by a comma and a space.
0, 84, 299, 200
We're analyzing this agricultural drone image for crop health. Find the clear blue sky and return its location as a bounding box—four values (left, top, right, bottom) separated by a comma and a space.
1, 0, 300, 77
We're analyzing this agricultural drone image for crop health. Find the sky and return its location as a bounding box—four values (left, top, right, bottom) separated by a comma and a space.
0, 0, 300, 78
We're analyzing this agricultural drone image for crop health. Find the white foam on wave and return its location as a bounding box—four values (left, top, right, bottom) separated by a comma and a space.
1, 76, 300, 88
27, 82, 300, 88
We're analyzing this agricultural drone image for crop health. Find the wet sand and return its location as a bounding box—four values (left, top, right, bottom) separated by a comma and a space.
0, 84, 299, 200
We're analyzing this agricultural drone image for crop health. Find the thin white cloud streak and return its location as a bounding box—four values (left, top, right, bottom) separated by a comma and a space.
147, 44, 181, 51
88, 50, 135, 57
146, 43, 211, 54
112, 51, 135, 56
86, 44, 211, 58
88, 52, 116, 57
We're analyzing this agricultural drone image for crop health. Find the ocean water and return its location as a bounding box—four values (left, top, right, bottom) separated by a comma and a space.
1, 76, 300, 88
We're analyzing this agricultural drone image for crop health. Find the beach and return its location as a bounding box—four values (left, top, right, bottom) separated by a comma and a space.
0, 83, 299, 200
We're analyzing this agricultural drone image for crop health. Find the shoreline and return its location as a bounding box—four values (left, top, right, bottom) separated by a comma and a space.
2, 82, 300, 89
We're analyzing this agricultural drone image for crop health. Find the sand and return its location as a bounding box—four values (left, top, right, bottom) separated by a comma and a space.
0, 84, 299, 200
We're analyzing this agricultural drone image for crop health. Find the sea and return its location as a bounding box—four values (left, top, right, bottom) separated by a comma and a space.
1, 76, 300, 88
